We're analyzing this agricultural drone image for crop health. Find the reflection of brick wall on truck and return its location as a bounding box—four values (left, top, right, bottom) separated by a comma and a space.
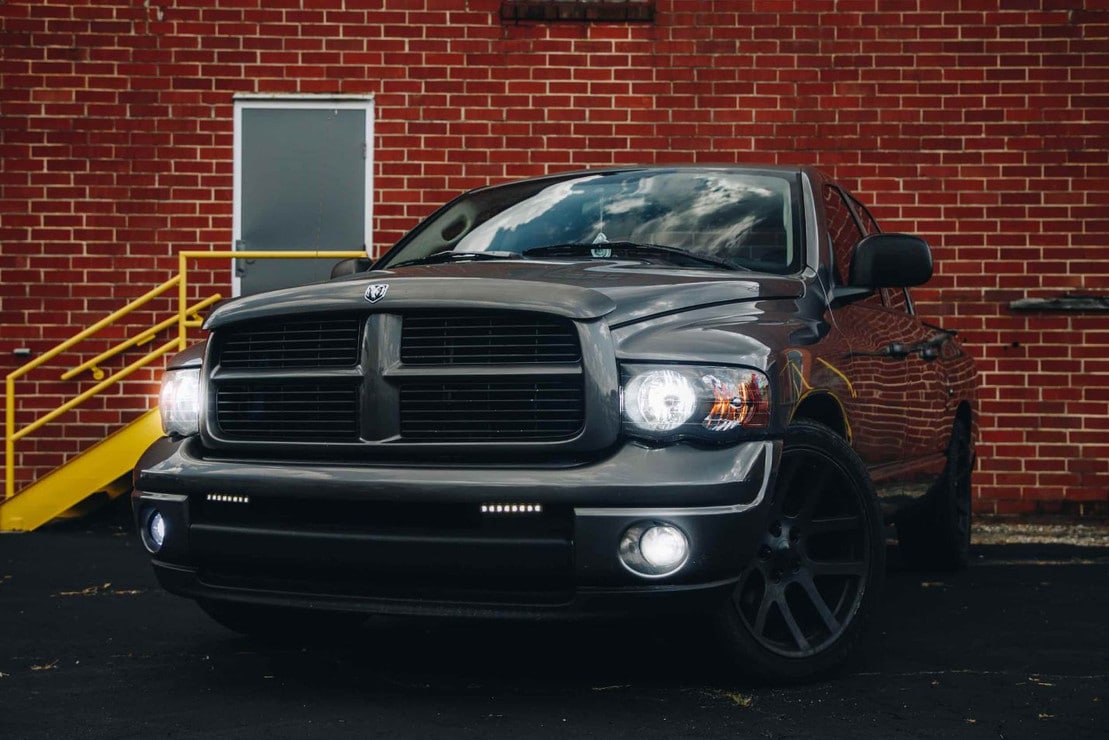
1, 1, 1106, 515
835, 302, 948, 465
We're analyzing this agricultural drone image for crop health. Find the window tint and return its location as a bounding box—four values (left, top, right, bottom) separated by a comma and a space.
823, 186, 863, 284
849, 196, 880, 236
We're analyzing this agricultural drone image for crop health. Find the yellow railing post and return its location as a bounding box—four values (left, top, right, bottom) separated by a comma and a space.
178, 251, 188, 352
5, 375, 15, 500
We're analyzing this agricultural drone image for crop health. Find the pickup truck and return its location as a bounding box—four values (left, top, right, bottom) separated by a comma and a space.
134, 165, 977, 682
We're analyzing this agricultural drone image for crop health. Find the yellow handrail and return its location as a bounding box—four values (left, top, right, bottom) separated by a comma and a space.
175, 251, 364, 349
10, 277, 182, 385
4, 249, 366, 501
13, 338, 181, 442
62, 294, 223, 381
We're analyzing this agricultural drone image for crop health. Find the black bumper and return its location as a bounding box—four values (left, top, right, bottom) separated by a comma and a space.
133, 437, 778, 618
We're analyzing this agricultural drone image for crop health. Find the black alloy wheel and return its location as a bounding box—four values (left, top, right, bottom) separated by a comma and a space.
716, 420, 885, 683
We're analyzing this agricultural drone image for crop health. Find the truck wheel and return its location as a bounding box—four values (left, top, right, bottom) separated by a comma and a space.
897, 421, 973, 572
715, 420, 885, 683
198, 599, 365, 642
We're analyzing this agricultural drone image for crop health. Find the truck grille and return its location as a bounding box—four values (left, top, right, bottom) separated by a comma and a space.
215, 381, 360, 440
401, 312, 580, 365
210, 310, 587, 446
219, 316, 361, 369
399, 379, 585, 441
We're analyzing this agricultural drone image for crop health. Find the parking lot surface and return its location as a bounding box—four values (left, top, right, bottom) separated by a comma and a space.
1, 513, 1107, 739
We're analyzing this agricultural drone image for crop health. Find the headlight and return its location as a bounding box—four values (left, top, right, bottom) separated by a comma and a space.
624, 369, 698, 432
621, 364, 770, 443
159, 368, 201, 437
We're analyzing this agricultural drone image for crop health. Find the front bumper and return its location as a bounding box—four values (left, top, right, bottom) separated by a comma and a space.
133, 437, 779, 618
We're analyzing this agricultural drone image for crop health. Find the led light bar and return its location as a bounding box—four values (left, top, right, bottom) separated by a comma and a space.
480, 503, 543, 514
207, 494, 250, 504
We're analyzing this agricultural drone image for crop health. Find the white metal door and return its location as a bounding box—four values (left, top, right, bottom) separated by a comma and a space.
232, 95, 374, 296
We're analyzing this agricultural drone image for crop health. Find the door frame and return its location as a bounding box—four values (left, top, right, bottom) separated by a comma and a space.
231, 93, 375, 297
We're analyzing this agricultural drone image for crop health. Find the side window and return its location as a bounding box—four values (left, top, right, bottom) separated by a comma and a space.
849, 196, 881, 236
822, 186, 864, 285
883, 287, 910, 313
849, 193, 912, 313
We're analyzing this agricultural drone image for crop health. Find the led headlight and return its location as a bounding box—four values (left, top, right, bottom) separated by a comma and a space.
159, 367, 201, 437
621, 364, 770, 442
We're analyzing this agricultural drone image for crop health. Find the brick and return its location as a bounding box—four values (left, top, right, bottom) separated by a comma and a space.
0, 1, 1106, 515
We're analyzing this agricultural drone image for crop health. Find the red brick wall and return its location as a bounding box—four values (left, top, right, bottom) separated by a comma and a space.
1, 0, 1106, 515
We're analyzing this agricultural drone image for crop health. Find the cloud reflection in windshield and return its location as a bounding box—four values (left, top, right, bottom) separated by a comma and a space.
451, 170, 795, 272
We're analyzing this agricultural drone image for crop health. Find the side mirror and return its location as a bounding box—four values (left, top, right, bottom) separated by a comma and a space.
330, 257, 374, 279
849, 233, 933, 288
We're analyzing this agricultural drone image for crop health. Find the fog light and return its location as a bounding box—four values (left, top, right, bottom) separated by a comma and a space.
141, 509, 166, 554
618, 522, 690, 578
640, 525, 687, 569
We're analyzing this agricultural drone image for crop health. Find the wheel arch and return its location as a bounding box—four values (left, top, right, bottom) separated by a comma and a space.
789, 392, 850, 443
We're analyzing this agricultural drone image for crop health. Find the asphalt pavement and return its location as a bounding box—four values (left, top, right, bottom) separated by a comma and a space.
1, 509, 1106, 739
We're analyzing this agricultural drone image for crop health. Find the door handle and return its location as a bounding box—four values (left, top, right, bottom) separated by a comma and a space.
885, 342, 911, 359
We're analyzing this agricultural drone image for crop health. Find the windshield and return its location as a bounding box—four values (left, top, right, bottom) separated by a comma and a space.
381, 169, 801, 274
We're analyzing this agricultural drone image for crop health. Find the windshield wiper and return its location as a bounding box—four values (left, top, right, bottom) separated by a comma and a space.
523, 242, 744, 271
387, 250, 522, 269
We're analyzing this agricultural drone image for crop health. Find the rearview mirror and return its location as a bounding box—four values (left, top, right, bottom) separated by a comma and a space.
849, 233, 933, 288
330, 257, 374, 279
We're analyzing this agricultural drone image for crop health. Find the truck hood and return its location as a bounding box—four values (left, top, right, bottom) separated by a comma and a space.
205, 260, 805, 330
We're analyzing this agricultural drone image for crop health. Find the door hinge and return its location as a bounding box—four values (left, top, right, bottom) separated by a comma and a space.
235, 240, 248, 276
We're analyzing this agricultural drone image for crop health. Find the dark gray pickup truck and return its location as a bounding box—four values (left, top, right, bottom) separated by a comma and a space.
135, 166, 977, 682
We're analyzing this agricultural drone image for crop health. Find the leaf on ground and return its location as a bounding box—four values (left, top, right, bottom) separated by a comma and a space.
724, 691, 754, 707
55, 582, 112, 597
53, 583, 142, 597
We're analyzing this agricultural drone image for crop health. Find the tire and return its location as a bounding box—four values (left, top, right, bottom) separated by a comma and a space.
897, 421, 973, 572
197, 599, 365, 642
715, 420, 885, 684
